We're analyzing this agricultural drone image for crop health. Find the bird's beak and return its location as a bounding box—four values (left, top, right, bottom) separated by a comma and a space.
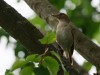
52, 14, 59, 18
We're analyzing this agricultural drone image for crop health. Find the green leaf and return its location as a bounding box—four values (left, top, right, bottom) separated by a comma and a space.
93, 30, 100, 44
39, 31, 56, 44
64, 71, 69, 75
5, 70, 14, 75
26, 54, 41, 62
33, 66, 50, 75
71, 0, 82, 6
51, 51, 66, 72
20, 66, 34, 75
51, 51, 60, 61
11, 59, 28, 71
82, 62, 92, 71
30, 16, 46, 29
5, 72, 14, 75
82, 0, 94, 16
49, 0, 66, 10
42, 56, 59, 75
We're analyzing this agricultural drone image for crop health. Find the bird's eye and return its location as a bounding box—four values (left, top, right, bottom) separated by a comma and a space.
59, 13, 64, 17
60, 13, 63, 16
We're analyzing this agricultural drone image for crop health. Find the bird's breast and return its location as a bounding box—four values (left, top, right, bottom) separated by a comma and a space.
56, 24, 73, 50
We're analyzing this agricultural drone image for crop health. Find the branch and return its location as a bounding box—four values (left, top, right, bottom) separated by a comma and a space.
0, 0, 45, 54
73, 60, 89, 75
0, 1, 80, 75
24, 0, 100, 67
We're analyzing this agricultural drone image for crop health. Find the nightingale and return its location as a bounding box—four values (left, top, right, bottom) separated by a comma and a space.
52, 13, 74, 64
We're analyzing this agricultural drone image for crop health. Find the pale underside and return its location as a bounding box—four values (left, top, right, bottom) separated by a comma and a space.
56, 21, 73, 59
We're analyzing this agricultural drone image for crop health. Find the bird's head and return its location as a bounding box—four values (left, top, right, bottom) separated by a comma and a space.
52, 13, 70, 23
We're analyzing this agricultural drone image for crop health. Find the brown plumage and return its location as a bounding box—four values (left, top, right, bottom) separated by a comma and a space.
52, 13, 74, 64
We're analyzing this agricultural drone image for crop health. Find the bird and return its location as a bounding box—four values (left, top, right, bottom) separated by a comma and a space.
52, 13, 74, 64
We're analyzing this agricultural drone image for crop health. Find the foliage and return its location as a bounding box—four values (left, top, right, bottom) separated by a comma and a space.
39, 31, 56, 44
30, 16, 46, 29
49, 0, 66, 10
6, 54, 59, 75
67, 0, 100, 39
82, 62, 92, 71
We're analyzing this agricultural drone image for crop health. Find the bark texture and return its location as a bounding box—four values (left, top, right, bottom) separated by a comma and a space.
0, 1, 80, 75
24, 0, 100, 67
0, 0, 45, 54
